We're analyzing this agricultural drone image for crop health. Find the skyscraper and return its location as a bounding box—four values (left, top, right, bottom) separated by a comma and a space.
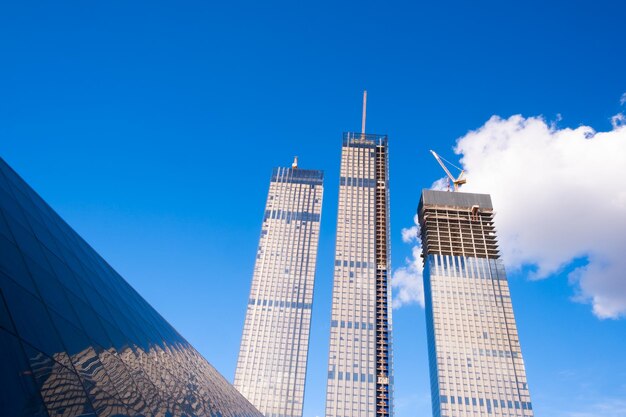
0, 157, 262, 417
325, 132, 393, 417
418, 189, 533, 417
235, 160, 324, 417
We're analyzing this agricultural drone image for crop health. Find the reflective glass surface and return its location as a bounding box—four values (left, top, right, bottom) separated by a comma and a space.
0, 158, 262, 417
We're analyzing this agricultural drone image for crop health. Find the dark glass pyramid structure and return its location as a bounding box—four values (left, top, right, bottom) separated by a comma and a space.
0, 158, 262, 417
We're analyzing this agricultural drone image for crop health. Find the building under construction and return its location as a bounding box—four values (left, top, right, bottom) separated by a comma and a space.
324, 128, 394, 417
418, 189, 534, 417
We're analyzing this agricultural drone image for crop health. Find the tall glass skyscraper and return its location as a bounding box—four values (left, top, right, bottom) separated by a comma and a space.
325, 133, 393, 417
418, 189, 533, 417
0, 157, 262, 417
235, 163, 324, 417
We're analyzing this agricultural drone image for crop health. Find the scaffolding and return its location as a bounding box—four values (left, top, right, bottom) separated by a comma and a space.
420, 204, 500, 259
375, 142, 392, 417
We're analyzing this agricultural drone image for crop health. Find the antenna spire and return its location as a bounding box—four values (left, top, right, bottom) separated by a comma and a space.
361, 90, 367, 135
292, 156, 298, 169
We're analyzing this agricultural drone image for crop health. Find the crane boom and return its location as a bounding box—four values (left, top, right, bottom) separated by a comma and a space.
429, 150, 466, 191
430, 150, 455, 182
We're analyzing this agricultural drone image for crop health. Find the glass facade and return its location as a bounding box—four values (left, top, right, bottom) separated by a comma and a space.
418, 190, 533, 417
325, 133, 394, 417
235, 166, 323, 417
0, 157, 263, 417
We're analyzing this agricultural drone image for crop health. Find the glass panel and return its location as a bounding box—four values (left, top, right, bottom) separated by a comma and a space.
8, 219, 49, 273
25, 258, 81, 328
74, 347, 129, 417
21, 343, 96, 417
49, 310, 90, 357
0, 329, 48, 417
0, 189, 31, 230
27, 219, 62, 261
0, 275, 64, 357
0, 210, 13, 242
41, 247, 83, 298
99, 348, 145, 412
0, 235, 38, 295
66, 291, 112, 350
0, 288, 16, 333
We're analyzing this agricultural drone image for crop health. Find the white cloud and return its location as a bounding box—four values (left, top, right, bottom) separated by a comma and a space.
611, 113, 625, 129
401, 215, 420, 243
620, 92, 626, 106
454, 114, 626, 319
392, 215, 424, 308
430, 177, 449, 191
392, 246, 425, 309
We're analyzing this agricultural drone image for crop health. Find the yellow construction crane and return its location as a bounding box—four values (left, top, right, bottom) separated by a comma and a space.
429, 150, 466, 191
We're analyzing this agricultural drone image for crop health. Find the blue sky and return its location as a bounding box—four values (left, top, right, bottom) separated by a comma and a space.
2, 1, 626, 416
